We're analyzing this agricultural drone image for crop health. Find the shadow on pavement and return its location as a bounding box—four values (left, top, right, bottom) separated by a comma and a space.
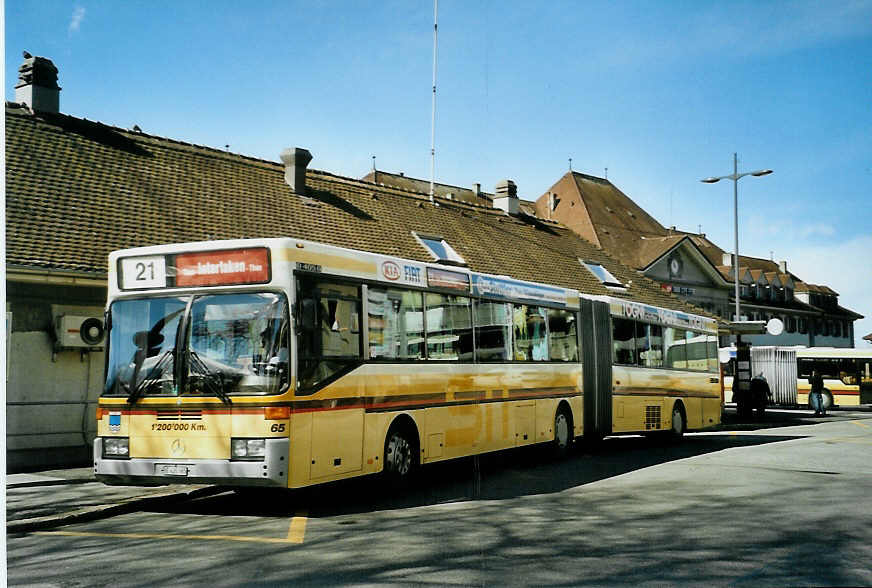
151, 431, 803, 520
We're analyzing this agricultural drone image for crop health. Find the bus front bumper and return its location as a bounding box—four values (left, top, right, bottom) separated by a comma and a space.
93, 438, 289, 488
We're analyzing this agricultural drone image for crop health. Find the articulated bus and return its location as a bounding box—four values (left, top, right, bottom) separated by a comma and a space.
94, 238, 721, 489
722, 346, 872, 409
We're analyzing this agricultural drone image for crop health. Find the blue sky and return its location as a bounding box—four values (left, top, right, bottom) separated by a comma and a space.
6, 1, 872, 344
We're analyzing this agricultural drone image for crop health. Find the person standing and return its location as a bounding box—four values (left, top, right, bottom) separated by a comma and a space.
809, 369, 826, 416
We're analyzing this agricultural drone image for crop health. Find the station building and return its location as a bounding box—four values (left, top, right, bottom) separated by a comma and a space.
533, 172, 862, 347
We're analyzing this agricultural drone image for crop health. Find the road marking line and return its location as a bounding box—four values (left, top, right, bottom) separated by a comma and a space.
851, 420, 869, 429
287, 510, 308, 544
36, 530, 298, 544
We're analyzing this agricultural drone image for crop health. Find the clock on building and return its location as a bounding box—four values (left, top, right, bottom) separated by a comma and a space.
668, 253, 683, 278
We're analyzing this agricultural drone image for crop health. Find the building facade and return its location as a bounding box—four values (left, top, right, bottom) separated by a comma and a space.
534, 172, 862, 347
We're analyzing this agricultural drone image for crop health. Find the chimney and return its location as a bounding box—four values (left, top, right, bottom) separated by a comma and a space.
778, 260, 788, 274
15, 52, 61, 113
722, 253, 733, 266
493, 179, 519, 215
280, 147, 313, 195
472, 183, 481, 201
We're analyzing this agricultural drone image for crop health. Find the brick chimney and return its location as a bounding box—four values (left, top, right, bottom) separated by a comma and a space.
280, 148, 313, 195
493, 179, 519, 215
15, 52, 61, 114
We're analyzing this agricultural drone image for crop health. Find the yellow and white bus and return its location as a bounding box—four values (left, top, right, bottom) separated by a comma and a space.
795, 348, 872, 407
94, 238, 721, 488
725, 346, 872, 409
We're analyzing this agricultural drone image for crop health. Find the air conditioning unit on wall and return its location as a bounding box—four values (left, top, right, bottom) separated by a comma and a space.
54, 315, 105, 349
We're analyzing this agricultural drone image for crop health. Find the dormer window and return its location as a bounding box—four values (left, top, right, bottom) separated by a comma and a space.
581, 260, 624, 288
414, 233, 466, 265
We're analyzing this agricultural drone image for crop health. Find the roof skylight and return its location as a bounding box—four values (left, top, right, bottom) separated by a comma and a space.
414, 233, 466, 265
582, 260, 624, 288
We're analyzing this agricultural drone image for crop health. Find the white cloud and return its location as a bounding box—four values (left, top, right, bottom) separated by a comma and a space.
69, 6, 86, 35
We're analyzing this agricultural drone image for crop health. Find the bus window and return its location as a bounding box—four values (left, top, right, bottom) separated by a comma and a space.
664, 327, 687, 369
612, 317, 635, 365
513, 305, 548, 361
837, 358, 858, 385
187, 292, 289, 395
368, 287, 424, 360
297, 278, 362, 392
635, 322, 663, 368
684, 331, 710, 371
104, 296, 187, 397
706, 335, 719, 373
426, 293, 473, 361
649, 324, 664, 367
474, 300, 511, 361
547, 308, 578, 362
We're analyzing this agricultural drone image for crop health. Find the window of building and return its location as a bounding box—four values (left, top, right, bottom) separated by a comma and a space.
414, 233, 465, 265
581, 260, 624, 288
367, 287, 424, 360
798, 317, 807, 334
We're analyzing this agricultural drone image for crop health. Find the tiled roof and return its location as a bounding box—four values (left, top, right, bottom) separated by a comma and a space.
5, 103, 716, 319
796, 283, 838, 295
361, 170, 493, 206
634, 235, 687, 269
571, 172, 666, 238
363, 170, 540, 218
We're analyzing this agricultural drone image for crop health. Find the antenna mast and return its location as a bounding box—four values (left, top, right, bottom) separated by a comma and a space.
429, 0, 438, 203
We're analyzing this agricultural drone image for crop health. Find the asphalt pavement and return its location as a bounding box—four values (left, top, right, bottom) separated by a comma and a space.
6, 466, 224, 533
6, 405, 869, 535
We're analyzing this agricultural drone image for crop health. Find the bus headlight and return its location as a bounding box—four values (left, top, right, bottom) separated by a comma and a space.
103, 437, 129, 458
231, 438, 266, 460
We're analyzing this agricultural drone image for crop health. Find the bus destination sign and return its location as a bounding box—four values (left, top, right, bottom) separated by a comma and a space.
174, 248, 270, 287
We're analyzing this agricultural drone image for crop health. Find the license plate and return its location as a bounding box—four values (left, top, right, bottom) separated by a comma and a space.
156, 464, 189, 476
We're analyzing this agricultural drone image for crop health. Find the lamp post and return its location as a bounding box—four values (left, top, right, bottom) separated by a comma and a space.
701, 153, 772, 328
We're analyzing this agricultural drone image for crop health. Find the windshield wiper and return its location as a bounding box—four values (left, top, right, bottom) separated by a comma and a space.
188, 350, 233, 405
127, 349, 174, 404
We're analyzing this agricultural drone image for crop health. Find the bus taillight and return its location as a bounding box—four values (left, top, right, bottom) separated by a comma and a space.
96, 406, 105, 420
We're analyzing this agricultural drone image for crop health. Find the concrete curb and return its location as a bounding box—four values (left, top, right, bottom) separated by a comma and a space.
6, 485, 227, 534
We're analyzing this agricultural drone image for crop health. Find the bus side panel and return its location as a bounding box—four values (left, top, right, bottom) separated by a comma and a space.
682, 396, 703, 430
289, 412, 313, 488
534, 397, 561, 445
309, 408, 364, 479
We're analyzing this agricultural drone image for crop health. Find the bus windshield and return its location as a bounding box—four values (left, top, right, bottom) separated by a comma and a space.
104, 292, 289, 399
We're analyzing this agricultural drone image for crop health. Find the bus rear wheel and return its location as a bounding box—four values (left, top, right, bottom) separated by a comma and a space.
552, 406, 573, 458
384, 425, 418, 485
669, 403, 686, 441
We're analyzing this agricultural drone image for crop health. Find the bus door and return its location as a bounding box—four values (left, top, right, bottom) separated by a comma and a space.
580, 299, 612, 439
859, 358, 872, 405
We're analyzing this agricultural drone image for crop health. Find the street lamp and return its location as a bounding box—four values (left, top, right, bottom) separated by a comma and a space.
701, 153, 772, 328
